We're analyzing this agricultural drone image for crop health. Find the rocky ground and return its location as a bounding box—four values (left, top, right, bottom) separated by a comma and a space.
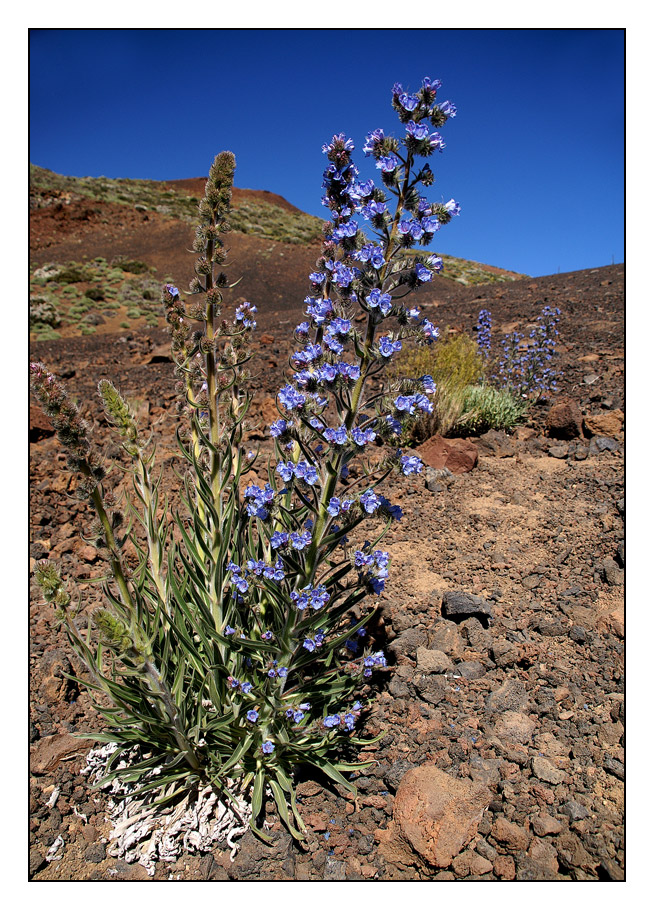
28, 256, 624, 882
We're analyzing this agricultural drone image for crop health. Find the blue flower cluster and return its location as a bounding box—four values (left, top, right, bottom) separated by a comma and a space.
363, 651, 387, 678
227, 675, 254, 694
276, 459, 319, 485
322, 701, 362, 731
244, 483, 275, 519
354, 549, 390, 593
495, 305, 561, 397
291, 584, 330, 612
285, 702, 311, 723
476, 309, 492, 358
302, 630, 326, 652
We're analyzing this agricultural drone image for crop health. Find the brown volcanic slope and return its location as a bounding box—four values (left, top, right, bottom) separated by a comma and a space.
29, 168, 527, 328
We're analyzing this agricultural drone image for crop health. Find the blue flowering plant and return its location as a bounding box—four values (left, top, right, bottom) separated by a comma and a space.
31, 78, 459, 842
489, 305, 561, 399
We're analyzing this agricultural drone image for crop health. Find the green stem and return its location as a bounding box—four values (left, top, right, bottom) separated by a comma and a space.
143, 658, 202, 773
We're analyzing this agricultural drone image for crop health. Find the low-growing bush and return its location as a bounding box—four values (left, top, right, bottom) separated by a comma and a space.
457, 384, 527, 434
390, 332, 484, 439
29, 294, 61, 328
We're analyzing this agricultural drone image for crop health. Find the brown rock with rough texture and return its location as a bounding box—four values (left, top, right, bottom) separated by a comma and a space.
30, 404, 55, 442
476, 429, 516, 458
493, 853, 516, 880
378, 765, 492, 870
418, 434, 478, 474
545, 398, 583, 439
491, 817, 531, 852
528, 838, 560, 877
583, 410, 624, 439
494, 711, 536, 745
30, 733, 96, 775
532, 814, 563, 837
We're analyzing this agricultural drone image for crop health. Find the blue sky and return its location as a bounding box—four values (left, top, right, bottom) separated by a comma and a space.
29, 28, 624, 277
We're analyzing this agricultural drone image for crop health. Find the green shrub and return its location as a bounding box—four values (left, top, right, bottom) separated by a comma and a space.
56, 265, 89, 284
457, 385, 527, 434
30, 295, 61, 328
390, 332, 485, 440
126, 307, 142, 319
84, 287, 106, 302
116, 259, 151, 274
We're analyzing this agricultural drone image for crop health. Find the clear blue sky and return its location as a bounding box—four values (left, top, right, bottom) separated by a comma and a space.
29, 28, 624, 277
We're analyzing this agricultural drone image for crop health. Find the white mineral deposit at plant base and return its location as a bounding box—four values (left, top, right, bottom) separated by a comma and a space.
81, 743, 252, 876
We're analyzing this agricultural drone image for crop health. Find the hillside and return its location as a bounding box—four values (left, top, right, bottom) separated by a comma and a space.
29, 166, 527, 342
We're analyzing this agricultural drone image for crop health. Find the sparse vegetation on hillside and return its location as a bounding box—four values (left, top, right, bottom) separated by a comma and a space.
29, 256, 164, 340
30, 165, 528, 283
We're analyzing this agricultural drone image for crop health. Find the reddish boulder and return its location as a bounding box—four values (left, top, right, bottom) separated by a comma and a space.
545, 398, 583, 439
583, 409, 624, 439
30, 404, 54, 443
419, 434, 478, 474
378, 765, 491, 870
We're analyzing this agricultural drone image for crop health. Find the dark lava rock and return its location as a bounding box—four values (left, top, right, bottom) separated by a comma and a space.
441, 591, 493, 627
455, 660, 487, 680
589, 436, 620, 455
602, 756, 625, 780
538, 617, 565, 637
569, 625, 588, 643
384, 759, 415, 793
387, 627, 428, 661
562, 800, 590, 821
477, 429, 516, 458
545, 398, 583, 440
84, 842, 107, 863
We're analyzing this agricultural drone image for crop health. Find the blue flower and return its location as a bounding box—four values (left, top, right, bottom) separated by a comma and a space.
415, 263, 433, 283
343, 713, 356, 731
278, 384, 306, 411
437, 100, 457, 118
399, 92, 419, 111
327, 497, 341, 517
290, 530, 312, 550
241, 681, 253, 694
363, 128, 385, 156
323, 715, 341, 729
378, 336, 402, 358
366, 288, 393, 316
270, 531, 289, 550
303, 637, 316, 652
324, 425, 348, 446
406, 121, 429, 140
165, 284, 179, 297
423, 76, 442, 93
247, 709, 259, 723
360, 489, 381, 514
261, 630, 273, 641
352, 426, 376, 447
376, 154, 399, 172
400, 454, 423, 476
224, 625, 236, 636
262, 740, 275, 754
